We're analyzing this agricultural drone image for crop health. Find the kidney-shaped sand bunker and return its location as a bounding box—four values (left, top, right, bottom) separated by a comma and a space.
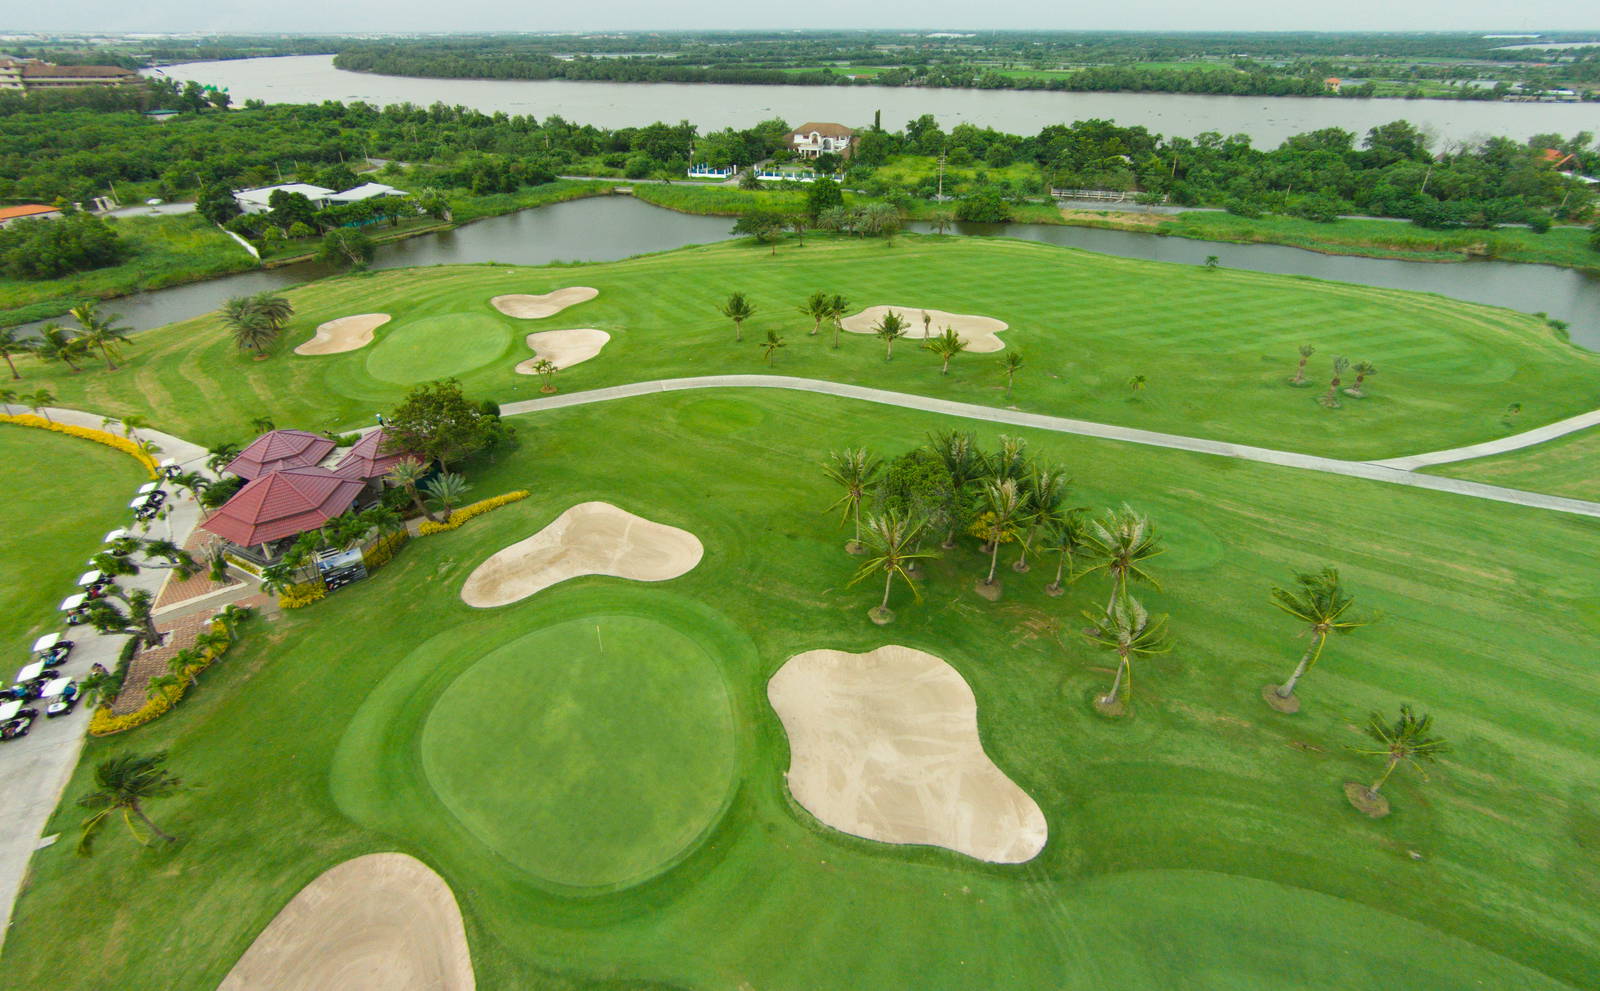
461, 501, 703, 607
768, 644, 1047, 864
841, 305, 1009, 353
490, 286, 599, 319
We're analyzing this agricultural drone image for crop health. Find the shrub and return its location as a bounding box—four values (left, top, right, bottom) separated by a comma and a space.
278, 580, 327, 609
88, 620, 230, 736
0, 414, 158, 477
363, 530, 409, 570
417, 490, 530, 535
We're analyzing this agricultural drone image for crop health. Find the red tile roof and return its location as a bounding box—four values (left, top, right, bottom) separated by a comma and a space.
21, 63, 136, 79
226, 429, 336, 480
199, 466, 364, 546
0, 204, 60, 222
333, 428, 417, 481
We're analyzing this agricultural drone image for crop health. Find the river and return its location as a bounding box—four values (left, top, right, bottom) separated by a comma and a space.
23, 196, 1600, 352
156, 55, 1600, 147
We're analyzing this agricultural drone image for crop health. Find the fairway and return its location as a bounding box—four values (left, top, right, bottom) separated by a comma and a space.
1427, 425, 1600, 502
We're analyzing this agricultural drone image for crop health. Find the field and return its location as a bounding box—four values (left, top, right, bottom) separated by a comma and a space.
8, 235, 1596, 464
1427, 425, 1600, 501
3, 386, 1597, 990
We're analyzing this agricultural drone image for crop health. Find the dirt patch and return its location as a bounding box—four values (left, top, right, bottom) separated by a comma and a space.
514, 328, 611, 374
1345, 782, 1392, 818
1059, 208, 1164, 229
294, 314, 390, 356
490, 287, 599, 319
218, 853, 474, 991
840, 305, 1009, 353
767, 644, 1047, 864
1261, 683, 1301, 713
460, 501, 702, 608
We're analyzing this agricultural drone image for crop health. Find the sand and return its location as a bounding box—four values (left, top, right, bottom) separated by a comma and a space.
840, 305, 1009, 353
490, 287, 599, 319
460, 501, 703, 608
217, 853, 474, 991
514, 328, 611, 374
294, 314, 391, 356
767, 644, 1047, 864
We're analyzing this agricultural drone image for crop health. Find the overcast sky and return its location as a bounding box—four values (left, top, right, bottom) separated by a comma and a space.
9, 0, 1598, 35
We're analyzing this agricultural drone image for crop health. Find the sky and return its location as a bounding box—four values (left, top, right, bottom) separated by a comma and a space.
8, 0, 1599, 36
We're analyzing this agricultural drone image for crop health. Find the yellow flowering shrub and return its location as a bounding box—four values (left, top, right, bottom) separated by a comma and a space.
417, 490, 530, 535
278, 580, 327, 609
363, 530, 409, 570
0, 413, 159, 478
88, 620, 230, 736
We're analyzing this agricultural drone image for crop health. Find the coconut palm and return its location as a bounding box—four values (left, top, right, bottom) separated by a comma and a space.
248, 415, 275, 434
1265, 567, 1369, 710
1345, 361, 1377, 398
0, 326, 32, 379
205, 441, 242, 474
69, 301, 132, 371
1320, 356, 1349, 407
1002, 350, 1024, 397
22, 388, 56, 420
874, 309, 909, 360
222, 296, 275, 357
719, 291, 755, 343
145, 673, 182, 705
529, 357, 558, 393
800, 290, 831, 336
1347, 705, 1446, 815
194, 628, 232, 659
822, 448, 882, 553
1081, 505, 1163, 618
1015, 463, 1070, 572
1128, 374, 1147, 396
989, 434, 1029, 484
971, 477, 1030, 595
422, 471, 471, 517
213, 603, 255, 641
1041, 509, 1091, 596
848, 510, 933, 624
0, 387, 15, 413
250, 292, 294, 335
1080, 593, 1171, 713
928, 429, 986, 547
386, 456, 440, 522
1291, 344, 1316, 385
826, 293, 850, 349
923, 326, 967, 375
170, 470, 209, 504
77, 752, 183, 853
34, 324, 88, 373
77, 669, 117, 710
118, 412, 151, 444
168, 648, 203, 687
761, 328, 786, 366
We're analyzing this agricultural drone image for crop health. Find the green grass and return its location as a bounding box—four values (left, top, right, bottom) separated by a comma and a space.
872, 153, 1044, 196
4, 388, 1596, 990
1425, 425, 1600, 501
0, 424, 145, 644
631, 183, 821, 216
7, 235, 1596, 462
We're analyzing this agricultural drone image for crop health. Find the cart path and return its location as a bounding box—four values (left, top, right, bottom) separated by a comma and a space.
498, 376, 1600, 520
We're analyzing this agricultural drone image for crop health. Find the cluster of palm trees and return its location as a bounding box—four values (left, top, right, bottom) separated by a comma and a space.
218, 292, 294, 358
259, 503, 409, 593
0, 302, 131, 380
1291, 345, 1378, 408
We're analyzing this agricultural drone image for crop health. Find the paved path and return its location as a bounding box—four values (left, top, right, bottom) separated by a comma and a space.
500, 375, 1600, 519
1369, 407, 1600, 471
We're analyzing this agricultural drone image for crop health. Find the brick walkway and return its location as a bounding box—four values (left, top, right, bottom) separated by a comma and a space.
153, 529, 240, 609
110, 612, 214, 715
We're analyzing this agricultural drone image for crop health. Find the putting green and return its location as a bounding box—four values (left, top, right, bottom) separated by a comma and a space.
419, 614, 737, 889
365, 313, 510, 384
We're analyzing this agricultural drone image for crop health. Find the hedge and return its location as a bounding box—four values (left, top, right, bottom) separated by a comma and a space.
88, 620, 229, 736
417, 490, 530, 535
278, 580, 327, 609
1, 413, 159, 478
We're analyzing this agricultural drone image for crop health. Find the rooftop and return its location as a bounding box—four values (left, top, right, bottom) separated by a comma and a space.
226, 429, 337, 481
199, 465, 364, 547
0, 204, 59, 222
333, 428, 416, 481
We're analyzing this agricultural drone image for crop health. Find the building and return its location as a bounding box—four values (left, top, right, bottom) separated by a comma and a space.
786, 122, 856, 160
0, 57, 138, 90
224, 429, 337, 481
0, 204, 61, 228
323, 182, 408, 205
1541, 148, 1579, 172
199, 465, 366, 560
233, 183, 335, 214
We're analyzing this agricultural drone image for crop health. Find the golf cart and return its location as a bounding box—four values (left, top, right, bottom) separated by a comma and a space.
59, 592, 90, 627
0, 700, 37, 741
42, 678, 78, 718
31, 632, 73, 668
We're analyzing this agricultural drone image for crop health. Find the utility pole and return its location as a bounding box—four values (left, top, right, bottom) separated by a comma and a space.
937, 152, 946, 202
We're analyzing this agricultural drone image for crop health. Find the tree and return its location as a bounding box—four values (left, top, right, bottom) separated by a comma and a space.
196, 182, 241, 226
1204, 255, 1220, 269
529, 357, 558, 393
1346, 705, 1446, 817
1320, 356, 1350, 408
1041, 510, 1090, 597
168, 648, 203, 687
1128, 374, 1148, 396
1263, 567, 1369, 712
1345, 361, 1377, 398
1002, 350, 1024, 398
0, 213, 122, 279
971, 477, 1030, 598
807, 177, 844, 218
732, 211, 785, 253
0, 388, 14, 414
385, 456, 439, 522
929, 209, 956, 235
0, 326, 32, 380
384, 379, 491, 469
250, 292, 294, 336
77, 752, 183, 854
77, 668, 116, 710
34, 324, 88, 373
822, 448, 882, 553
1291, 344, 1315, 385
826, 293, 850, 349
928, 429, 986, 547
1080, 594, 1171, 715
800, 290, 831, 336
719, 291, 755, 342
422, 471, 471, 517
738, 167, 762, 190
848, 510, 933, 625
923, 326, 967, 375
205, 441, 242, 474
1015, 463, 1070, 572
861, 202, 902, 243
873, 309, 909, 360
760, 328, 786, 365
1082, 506, 1162, 619
24, 388, 55, 420
319, 228, 374, 269
213, 603, 255, 641
221, 296, 275, 358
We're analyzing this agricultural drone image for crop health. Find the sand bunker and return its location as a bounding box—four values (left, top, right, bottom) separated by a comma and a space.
294, 314, 390, 356
218, 853, 474, 991
840, 305, 1009, 353
461, 501, 703, 608
514, 328, 611, 374
768, 645, 1047, 864
490, 286, 599, 319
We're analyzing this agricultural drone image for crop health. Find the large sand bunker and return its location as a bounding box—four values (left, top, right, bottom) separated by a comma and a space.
218, 853, 474, 991
461, 501, 703, 607
768, 645, 1047, 864
294, 314, 390, 356
514, 328, 611, 374
841, 305, 1009, 353
490, 286, 599, 319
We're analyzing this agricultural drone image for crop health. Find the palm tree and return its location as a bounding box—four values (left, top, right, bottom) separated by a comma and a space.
0, 388, 15, 413
1080, 593, 1171, 715
195, 628, 232, 659
800, 290, 831, 336
826, 293, 850, 349
719, 292, 755, 343
929, 208, 955, 234
874, 309, 909, 360
146, 673, 182, 705
126, 588, 162, 643
761, 328, 786, 366
923, 327, 967, 375
205, 441, 242, 474
1345, 361, 1377, 398
35, 324, 88, 373
168, 648, 203, 687
1346, 705, 1446, 817
422, 471, 471, 517
77, 669, 116, 710
24, 388, 55, 421
69, 301, 132, 371
989, 434, 1029, 484
1127, 374, 1148, 396
170, 470, 209, 504
822, 448, 882, 553
972, 477, 1030, 598
248, 415, 275, 434
527, 357, 558, 393
386, 457, 440, 522
928, 429, 986, 548
0, 326, 32, 379
77, 752, 183, 853
1320, 356, 1349, 408
1041, 509, 1090, 597
849, 510, 933, 624
1015, 464, 1069, 572
222, 296, 275, 357
213, 603, 255, 641
119, 412, 151, 444
250, 292, 294, 336
1081, 505, 1163, 618
1002, 350, 1024, 397
1264, 567, 1370, 712
1291, 344, 1316, 385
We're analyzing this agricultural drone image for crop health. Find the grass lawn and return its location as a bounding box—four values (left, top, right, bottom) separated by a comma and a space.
3, 388, 1596, 990
1425, 425, 1600, 501
6, 235, 1596, 463
871, 154, 1044, 196
0, 424, 145, 646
